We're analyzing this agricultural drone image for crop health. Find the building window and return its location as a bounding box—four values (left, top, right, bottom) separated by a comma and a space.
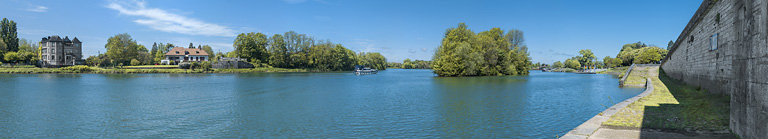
176, 51, 179, 54
710, 33, 718, 50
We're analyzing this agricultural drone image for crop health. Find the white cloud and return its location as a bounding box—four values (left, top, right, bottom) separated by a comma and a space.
106, 1, 236, 37
25, 5, 48, 12
351, 39, 390, 53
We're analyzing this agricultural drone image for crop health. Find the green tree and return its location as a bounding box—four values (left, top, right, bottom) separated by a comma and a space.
189, 43, 194, 48
150, 42, 158, 58
636, 47, 663, 64
0, 39, 6, 60
137, 44, 148, 52
565, 58, 581, 69
130, 59, 140, 66
553, 61, 563, 68
431, 23, 531, 76
201, 45, 214, 60
402, 58, 414, 69
1, 18, 19, 52
18, 38, 37, 53
200, 61, 212, 71
667, 40, 674, 50
578, 49, 595, 67
268, 34, 288, 68
234, 32, 269, 64
432, 23, 473, 76
85, 56, 98, 66
105, 33, 140, 66
3, 51, 18, 63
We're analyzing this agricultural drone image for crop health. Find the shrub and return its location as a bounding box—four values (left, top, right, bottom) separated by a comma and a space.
201, 61, 212, 71
130, 59, 141, 66
61, 65, 92, 72
178, 62, 191, 69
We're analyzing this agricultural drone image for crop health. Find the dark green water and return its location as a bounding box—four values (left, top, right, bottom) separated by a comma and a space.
0, 69, 643, 138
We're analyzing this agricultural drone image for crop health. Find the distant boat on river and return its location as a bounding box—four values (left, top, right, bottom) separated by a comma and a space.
354, 65, 378, 75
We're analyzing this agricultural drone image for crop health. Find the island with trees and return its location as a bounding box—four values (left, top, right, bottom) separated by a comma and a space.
431, 23, 532, 77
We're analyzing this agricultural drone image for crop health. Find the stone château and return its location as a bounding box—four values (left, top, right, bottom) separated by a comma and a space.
661, 0, 768, 138
39, 35, 84, 66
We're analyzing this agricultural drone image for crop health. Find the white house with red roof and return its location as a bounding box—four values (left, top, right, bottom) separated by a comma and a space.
163, 47, 209, 64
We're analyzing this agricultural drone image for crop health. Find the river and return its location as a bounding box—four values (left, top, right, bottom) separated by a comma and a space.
0, 69, 643, 138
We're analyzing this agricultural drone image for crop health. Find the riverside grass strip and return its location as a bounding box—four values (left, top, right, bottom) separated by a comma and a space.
0, 67, 309, 74
602, 67, 731, 132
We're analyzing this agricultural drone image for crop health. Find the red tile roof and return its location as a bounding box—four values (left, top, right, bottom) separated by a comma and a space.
165, 47, 209, 56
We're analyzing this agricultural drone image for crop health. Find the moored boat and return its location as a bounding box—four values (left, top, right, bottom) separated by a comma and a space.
354, 65, 378, 75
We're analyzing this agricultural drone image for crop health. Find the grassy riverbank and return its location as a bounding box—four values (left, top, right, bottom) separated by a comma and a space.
602, 67, 732, 133
0, 66, 309, 74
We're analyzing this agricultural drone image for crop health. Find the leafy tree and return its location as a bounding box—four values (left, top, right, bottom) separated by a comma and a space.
553, 61, 563, 68
234, 32, 269, 64
150, 42, 158, 58
432, 23, 531, 76
357, 52, 386, 70
105, 33, 140, 66
130, 59, 140, 66
402, 58, 414, 69
1, 18, 19, 52
268, 34, 288, 68
578, 49, 595, 67
564, 58, 581, 69
636, 47, 663, 64
200, 61, 212, 71
3, 51, 18, 63
18, 38, 37, 53
137, 44, 148, 52
214, 52, 225, 62
0, 39, 6, 60
85, 56, 99, 66
201, 45, 214, 60
603, 56, 617, 68
189, 43, 194, 48
667, 40, 674, 50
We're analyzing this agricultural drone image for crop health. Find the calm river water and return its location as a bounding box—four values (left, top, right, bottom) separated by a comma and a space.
0, 69, 643, 138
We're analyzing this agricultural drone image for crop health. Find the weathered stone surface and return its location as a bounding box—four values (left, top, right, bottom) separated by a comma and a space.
661, 0, 768, 138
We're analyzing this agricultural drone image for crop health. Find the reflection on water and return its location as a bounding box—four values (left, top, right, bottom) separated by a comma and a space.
0, 70, 643, 138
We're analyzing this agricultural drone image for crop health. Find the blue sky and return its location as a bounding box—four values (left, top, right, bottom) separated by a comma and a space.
0, 0, 702, 63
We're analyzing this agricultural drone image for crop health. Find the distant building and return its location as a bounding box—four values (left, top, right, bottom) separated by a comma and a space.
39, 35, 84, 66
164, 47, 209, 64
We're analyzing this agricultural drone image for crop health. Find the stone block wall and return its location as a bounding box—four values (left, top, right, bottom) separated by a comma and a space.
661, 0, 768, 138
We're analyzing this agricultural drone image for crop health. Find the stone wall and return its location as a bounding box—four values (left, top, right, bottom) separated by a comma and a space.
661, 0, 768, 138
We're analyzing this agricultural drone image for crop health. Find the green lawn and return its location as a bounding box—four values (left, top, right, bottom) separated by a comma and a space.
0, 66, 310, 74
123, 65, 178, 68
603, 67, 732, 133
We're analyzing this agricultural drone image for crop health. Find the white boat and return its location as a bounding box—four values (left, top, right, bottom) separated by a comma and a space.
354, 65, 378, 75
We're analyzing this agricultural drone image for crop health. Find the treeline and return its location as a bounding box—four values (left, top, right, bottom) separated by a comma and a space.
388, 58, 431, 69
86, 31, 388, 71
85, 33, 215, 67
431, 23, 532, 76
603, 42, 668, 68
0, 18, 41, 65
231, 31, 387, 71
550, 42, 669, 69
